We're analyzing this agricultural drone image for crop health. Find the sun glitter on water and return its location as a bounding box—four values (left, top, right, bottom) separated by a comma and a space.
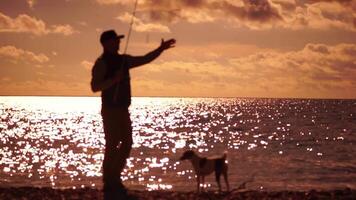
1, 96, 355, 191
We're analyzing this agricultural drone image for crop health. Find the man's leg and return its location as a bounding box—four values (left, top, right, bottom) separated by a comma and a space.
102, 107, 135, 200
102, 107, 121, 185
114, 109, 133, 175
102, 107, 130, 200
103, 136, 121, 184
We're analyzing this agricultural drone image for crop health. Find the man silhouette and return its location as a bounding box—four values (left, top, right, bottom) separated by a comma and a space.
91, 30, 175, 199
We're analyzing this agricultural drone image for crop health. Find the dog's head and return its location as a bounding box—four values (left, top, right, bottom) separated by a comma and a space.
180, 150, 195, 160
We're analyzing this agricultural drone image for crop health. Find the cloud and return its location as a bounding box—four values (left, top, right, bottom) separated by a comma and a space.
179, 9, 215, 23
0, 12, 47, 35
131, 60, 237, 97
0, 12, 77, 36
305, 0, 354, 4
102, 0, 355, 31
225, 0, 283, 22
95, 0, 283, 28
81, 60, 93, 71
135, 0, 284, 29
228, 43, 356, 97
117, 12, 170, 33
1, 77, 11, 82
96, 0, 132, 5
0, 79, 90, 96
131, 42, 356, 98
282, 1, 356, 31
51, 24, 77, 35
0, 45, 49, 64
27, 0, 37, 9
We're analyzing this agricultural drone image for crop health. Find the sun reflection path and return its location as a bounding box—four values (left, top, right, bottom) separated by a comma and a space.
0, 97, 355, 191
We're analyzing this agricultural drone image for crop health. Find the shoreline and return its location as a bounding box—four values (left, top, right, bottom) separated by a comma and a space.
0, 187, 355, 200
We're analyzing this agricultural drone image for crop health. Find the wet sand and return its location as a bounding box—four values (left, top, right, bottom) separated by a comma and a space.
0, 187, 355, 200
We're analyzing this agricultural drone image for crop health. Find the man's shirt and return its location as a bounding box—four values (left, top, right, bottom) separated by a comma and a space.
91, 48, 163, 108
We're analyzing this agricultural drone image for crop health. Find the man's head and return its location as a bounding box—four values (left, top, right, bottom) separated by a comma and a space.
100, 30, 124, 54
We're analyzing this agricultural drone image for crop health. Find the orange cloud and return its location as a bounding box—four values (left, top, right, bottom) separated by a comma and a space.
228, 43, 356, 97
51, 24, 77, 36
117, 12, 170, 33
134, 0, 284, 29
27, 0, 36, 8
0, 45, 49, 64
130, 43, 356, 98
0, 79, 90, 96
81, 60, 93, 71
104, 0, 356, 31
96, 0, 132, 5
1, 43, 354, 98
283, 1, 356, 31
0, 12, 77, 36
95, 0, 283, 28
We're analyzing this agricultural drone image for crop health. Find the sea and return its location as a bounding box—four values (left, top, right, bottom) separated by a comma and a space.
0, 96, 355, 191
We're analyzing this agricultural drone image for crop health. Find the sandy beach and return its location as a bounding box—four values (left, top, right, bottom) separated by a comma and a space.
0, 187, 355, 200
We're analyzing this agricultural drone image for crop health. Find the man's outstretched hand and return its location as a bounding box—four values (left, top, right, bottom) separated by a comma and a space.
160, 38, 176, 51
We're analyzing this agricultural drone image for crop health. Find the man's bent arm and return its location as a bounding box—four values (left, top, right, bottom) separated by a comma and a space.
91, 59, 116, 92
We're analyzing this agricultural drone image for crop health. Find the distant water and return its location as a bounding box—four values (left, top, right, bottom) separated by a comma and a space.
0, 96, 355, 191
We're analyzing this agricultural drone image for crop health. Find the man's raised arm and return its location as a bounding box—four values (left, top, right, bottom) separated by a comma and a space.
127, 38, 176, 68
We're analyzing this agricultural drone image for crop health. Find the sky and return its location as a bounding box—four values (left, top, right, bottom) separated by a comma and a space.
0, 0, 355, 99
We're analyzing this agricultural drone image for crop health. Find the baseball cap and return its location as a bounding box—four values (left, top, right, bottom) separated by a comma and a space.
100, 30, 124, 44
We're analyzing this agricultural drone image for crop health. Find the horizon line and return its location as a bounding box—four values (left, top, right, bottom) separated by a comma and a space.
0, 95, 355, 101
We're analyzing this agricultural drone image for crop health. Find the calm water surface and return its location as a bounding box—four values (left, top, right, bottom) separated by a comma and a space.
0, 96, 355, 191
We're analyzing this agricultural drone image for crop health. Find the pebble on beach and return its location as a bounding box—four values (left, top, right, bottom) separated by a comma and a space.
0, 187, 355, 200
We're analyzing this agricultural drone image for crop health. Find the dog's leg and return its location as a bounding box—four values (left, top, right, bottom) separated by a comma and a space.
223, 166, 230, 191
196, 175, 200, 192
215, 171, 222, 192
202, 176, 205, 192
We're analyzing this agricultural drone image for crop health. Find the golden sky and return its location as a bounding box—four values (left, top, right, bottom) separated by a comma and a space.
0, 0, 355, 98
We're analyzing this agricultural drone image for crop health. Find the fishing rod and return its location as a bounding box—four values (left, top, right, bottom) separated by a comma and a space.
123, 0, 138, 54
113, 0, 138, 102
